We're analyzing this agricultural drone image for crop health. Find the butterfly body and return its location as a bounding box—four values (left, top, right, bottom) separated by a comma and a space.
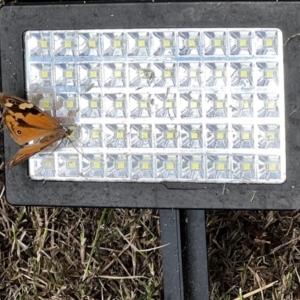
0, 93, 72, 168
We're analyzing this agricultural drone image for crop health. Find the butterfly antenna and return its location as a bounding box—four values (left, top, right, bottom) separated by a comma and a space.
49, 139, 65, 155
48, 134, 88, 160
66, 137, 89, 160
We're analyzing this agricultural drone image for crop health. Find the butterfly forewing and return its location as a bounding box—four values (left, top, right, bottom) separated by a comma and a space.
0, 93, 72, 167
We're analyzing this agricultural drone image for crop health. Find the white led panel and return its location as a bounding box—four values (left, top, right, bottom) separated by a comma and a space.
24, 29, 285, 183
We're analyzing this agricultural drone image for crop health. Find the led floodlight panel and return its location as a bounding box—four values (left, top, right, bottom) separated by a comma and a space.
24, 28, 285, 184
2, 2, 300, 209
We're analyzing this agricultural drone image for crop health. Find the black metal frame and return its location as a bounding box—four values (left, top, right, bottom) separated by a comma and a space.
0, 2, 300, 209
1, 2, 298, 299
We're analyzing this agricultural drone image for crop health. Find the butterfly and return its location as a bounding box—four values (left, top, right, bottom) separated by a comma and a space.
0, 93, 72, 168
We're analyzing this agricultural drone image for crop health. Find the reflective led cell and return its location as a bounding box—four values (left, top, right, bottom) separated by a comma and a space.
204, 31, 226, 55
83, 155, 104, 177
24, 28, 285, 183
80, 93, 102, 118
103, 32, 126, 56
182, 155, 204, 180
229, 31, 252, 55
128, 32, 151, 56
231, 94, 254, 118
180, 92, 202, 118
178, 32, 201, 56
153, 31, 176, 56
30, 63, 52, 86
132, 155, 154, 179
26, 31, 52, 56
54, 32, 76, 56
131, 124, 152, 148
107, 154, 129, 178
78, 32, 101, 56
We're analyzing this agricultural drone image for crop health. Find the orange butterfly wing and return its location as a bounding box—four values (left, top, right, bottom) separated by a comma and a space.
0, 93, 72, 167
7, 131, 68, 168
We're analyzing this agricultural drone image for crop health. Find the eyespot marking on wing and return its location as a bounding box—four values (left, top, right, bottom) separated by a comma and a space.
5, 100, 15, 107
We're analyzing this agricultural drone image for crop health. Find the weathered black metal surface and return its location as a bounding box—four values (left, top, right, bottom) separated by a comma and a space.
0, 2, 299, 208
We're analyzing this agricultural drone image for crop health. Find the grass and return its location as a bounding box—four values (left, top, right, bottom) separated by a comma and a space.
0, 201, 163, 299
207, 210, 300, 299
2, 193, 300, 299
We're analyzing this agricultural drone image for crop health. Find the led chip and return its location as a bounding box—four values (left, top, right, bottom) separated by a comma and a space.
166, 161, 175, 170
138, 39, 146, 47
117, 161, 126, 169
114, 70, 122, 78
140, 131, 149, 139
267, 101, 276, 109
89, 70, 98, 78
92, 130, 100, 139
240, 70, 249, 77
243, 101, 250, 109
165, 101, 174, 108
166, 131, 175, 139
68, 160, 77, 168
216, 101, 225, 109
264, 39, 274, 46
141, 162, 150, 169
114, 39, 122, 47
188, 39, 197, 47
164, 70, 172, 77
163, 40, 171, 47
242, 163, 252, 171
241, 132, 251, 140
214, 39, 223, 47
40, 70, 49, 79
216, 162, 225, 170
93, 161, 101, 169
116, 131, 124, 139
41, 100, 51, 109
65, 70, 74, 78
115, 101, 123, 108
215, 70, 224, 77
64, 40, 73, 48
44, 160, 53, 168
88, 39, 97, 48
267, 163, 278, 171
265, 70, 275, 78
238, 39, 248, 47
139, 70, 147, 78
216, 132, 226, 140
190, 132, 199, 139
189, 70, 197, 78
90, 100, 99, 108
140, 101, 148, 108
66, 100, 75, 108
267, 132, 276, 140
190, 100, 199, 108
40, 40, 48, 48
191, 162, 200, 170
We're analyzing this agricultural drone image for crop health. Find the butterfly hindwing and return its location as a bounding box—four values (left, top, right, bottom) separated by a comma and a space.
7, 131, 65, 168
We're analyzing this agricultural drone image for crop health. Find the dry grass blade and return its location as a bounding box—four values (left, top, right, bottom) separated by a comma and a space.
233, 281, 278, 300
